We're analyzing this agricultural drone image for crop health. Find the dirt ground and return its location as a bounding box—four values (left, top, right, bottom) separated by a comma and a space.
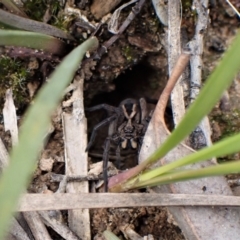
1, 0, 240, 239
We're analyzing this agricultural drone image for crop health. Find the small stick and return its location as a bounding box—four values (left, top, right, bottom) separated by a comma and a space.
156, 52, 190, 121
50, 172, 117, 183
18, 193, 240, 211
188, 0, 212, 148
39, 211, 80, 240
62, 77, 90, 239
3, 89, 18, 146
93, 0, 146, 59
23, 212, 51, 240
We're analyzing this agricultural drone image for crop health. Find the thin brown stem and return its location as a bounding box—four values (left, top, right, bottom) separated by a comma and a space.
156, 51, 191, 121
93, 0, 146, 59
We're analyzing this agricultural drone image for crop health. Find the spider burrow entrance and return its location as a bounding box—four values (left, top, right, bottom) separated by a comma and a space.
85, 98, 151, 191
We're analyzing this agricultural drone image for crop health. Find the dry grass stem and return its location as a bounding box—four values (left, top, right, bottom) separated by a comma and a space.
17, 193, 240, 211
62, 77, 91, 239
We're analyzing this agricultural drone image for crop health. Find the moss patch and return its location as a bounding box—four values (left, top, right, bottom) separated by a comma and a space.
0, 56, 31, 110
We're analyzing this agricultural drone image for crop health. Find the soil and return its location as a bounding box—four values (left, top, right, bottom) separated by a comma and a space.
1, 0, 240, 239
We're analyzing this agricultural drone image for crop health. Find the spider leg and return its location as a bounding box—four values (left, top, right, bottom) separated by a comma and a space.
85, 104, 117, 113
140, 98, 152, 140
103, 137, 111, 192
108, 120, 122, 169
136, 98, 150, 152
116, 145, 121, 169
139, 98, 148, 124
85, 115, 116, 152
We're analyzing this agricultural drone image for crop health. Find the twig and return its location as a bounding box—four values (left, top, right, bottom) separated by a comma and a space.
108, 0, 138, 34
9, 217, 31, 240
15, 214, 35, 240
50, 172, 117, 183
0, 137, 9, 170
18, 193, 240, 211
3, 89, 18, 146
3, 47, 61, 62
156, 52, 190, 121
226, 0, 240, 17
93, 0, 146, 59
39, 211, 80, 240
188, 0, 213, 148
167, 0, 186, 126
62, 76, 90, 239
23, 212, 51, 240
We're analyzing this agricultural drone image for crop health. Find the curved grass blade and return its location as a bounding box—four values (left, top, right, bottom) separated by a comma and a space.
134, 131, 240, 183
0, 9, 74, 40
1, 0, 28, 18
133, 161, 240, 189
0, 30, 66, 55
0, 37, 98, 239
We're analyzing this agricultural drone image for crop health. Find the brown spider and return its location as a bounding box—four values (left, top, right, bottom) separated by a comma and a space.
85, 98, 150, 191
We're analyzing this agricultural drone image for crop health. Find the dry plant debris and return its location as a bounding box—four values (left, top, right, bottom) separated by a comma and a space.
1, 0, 240, 239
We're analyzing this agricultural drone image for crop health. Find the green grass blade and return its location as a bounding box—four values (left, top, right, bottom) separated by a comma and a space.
145, 31, 240, 166
1, 0, 28, 18
133, 161, 240, 188
103, 230, 121, 240
137, 132, 240, 182
0, 37, 98, 239
0, 30, 66, 54
0, 9, 74, 40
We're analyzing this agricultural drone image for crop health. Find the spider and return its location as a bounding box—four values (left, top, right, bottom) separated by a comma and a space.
85, 98, 150, 191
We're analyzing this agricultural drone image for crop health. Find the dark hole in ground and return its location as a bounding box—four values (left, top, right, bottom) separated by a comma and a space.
88, 62, 158, 107
85, 60, 173, 171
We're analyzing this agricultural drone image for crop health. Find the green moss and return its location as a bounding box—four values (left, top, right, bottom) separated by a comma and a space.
212, 110, 240, 139
211, 109, 240, 162
23, 0, 73, 31
52, 13, 75, 31
149, 16, 161, 34
181, 0, 197, 24
122, 46, 134, 62
24, 0, 47, 21
0, 57, 31, 109
182, 0, 193, 9
23, 0, 61, 22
